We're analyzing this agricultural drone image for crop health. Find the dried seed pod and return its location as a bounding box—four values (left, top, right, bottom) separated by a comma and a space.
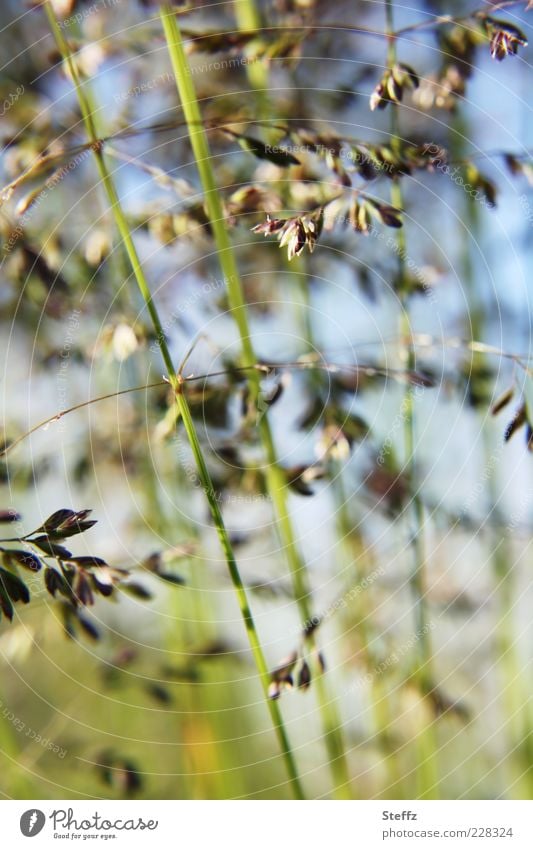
0, 588, 14, 621
487, 20, 528, 61
122, 582, 153, 600
74, 571, 94, 607
490, 386, 514, 415
300, 208, 324, 252
0, 507, 146, 636
464, 164, 497, 207
370, 63, 419, 112
369, 79, 389, 111
97, 751, 142, 796
366, 198, 403, 228
394, 63, 420, 90
91, 571, 114, 598
3, 549, 42, 572
252, 208, 324, 260
44, 566, 69, 599
268, 681, 281, 700
269, 651, 299, 697
145, 683, 172, 704
297, 660, 312, 690
282, 219, 307, 261
271, 651, 298, 685
77, 613, 100, 641
316, 425, 351, 462
68, 556, 107, 568
32, 0, 78, 16
31, 536, 72, 559
0, 569, 30, 606
303, 614, 321, 638
0, 510, 20, 523
503, 154, 533, 186
85, 229, 111, 266
324, 149, 352, 187
285, 463, 326, 497
351, 146, 380, 180
349, 199, 372, 234
227, 131, 300, 166
112, 323, 139, 363
386, 71, 403, 103
252, 215, 286, 236
36, 508, 97, 539
504, 403, 527, 442
425, 685, 470, 721
184, 29, 258, 55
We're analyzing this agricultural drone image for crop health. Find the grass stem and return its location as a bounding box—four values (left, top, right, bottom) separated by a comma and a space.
232, 0, 270, 117
160, 2, 352, 799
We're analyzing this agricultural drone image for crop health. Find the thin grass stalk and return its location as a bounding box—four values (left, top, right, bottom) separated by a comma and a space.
233, 0, 262, 41
162, 371, 235, 798
175, 386, 304, 798
233, 0, 270, 118
159, 3, 352, 798
384, 0, 439, 799
44, 0, 304, 801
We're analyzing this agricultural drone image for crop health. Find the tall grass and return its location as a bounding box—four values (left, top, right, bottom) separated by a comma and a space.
44, 0, 304, 801
159, 2, 352, 799
2, 0, 527, 801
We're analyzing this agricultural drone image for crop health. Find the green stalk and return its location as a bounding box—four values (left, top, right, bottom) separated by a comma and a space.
175, 387, 304, 799
233, 0, 262, 37
233, 0, 270, 118
385, 0, 439, 800
160, 3, 352, 799
44, 0, 304, 801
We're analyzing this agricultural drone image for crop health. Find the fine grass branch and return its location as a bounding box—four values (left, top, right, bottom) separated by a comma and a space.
0, 359, 437, 459
2, 115, 530, 216
3, 348, 530, 461
159, 1, 353, 799
43, 0, 305, 801
150, 1, 527, 44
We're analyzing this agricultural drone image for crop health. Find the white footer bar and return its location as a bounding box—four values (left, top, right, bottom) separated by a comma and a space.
3, 800, 533, 848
